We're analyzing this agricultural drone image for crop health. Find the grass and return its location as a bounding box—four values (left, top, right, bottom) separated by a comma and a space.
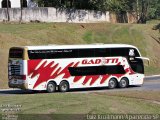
145, 66, 160, 75
0, 91, 160, 120
0, 22, 160, 88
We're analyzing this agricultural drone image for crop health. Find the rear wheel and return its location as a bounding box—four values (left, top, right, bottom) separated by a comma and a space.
108, 78, 117, 89
47, 82, 56, 93
59, 81, 69, 92
119, 78, 129, 88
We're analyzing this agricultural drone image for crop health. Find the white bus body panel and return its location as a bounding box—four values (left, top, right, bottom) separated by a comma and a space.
26, 57, 144, 90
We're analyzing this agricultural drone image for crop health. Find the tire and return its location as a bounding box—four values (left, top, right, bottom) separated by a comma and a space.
119, 78, 129, 88
47, 82, 56, 93
108, 78, 117, 89
59, 81, 69, 92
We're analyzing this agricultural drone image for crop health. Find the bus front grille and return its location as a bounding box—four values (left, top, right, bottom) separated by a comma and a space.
10, 65, 20, 75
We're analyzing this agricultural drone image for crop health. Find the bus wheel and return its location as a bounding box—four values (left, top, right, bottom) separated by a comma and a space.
108, 78, 117, 89
47, 82, 56, 93
59, 81, 69, 92
119, 78, 129, 88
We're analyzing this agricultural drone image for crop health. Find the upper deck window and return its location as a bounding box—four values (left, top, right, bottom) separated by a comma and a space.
110, 48, 140, 57
27, 47, 141, 59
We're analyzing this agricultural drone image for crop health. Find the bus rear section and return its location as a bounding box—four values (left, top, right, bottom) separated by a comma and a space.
8, 47, 28, 89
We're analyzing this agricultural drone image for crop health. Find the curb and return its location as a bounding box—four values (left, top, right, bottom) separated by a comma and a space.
0, 88, 20, 91
145, 75, 160, 78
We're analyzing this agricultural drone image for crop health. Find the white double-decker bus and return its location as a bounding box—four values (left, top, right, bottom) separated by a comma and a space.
8, 44, 149, 92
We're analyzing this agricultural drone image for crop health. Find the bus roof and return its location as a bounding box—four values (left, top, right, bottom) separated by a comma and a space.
13, 44, 138, 50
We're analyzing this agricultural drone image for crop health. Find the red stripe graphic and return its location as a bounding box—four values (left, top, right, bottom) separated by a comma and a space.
100, 75, 110, 84
28, 60, 79, 88
28, 59, 135, 89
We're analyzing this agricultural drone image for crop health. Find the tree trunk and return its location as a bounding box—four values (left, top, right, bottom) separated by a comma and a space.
20, 0, 23, 23
136, 0, 140, 20
7, 0, 10, 21
137, 0, 147, 24
70, 0, 74, 8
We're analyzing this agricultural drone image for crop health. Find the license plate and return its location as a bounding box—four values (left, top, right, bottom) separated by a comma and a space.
11, 80, 18, 84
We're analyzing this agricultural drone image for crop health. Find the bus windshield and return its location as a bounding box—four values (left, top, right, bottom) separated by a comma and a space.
129, 59, 144, 74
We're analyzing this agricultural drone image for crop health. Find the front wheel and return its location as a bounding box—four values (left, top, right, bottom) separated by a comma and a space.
59, 81, 69, 92
119, 78, 129, 88
47, 82, 56, 93
108, 78, 117, 89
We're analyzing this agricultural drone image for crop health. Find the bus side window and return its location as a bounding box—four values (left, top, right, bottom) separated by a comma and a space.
78, 49, 95, 58
95, 48, 110, 57
110, 48, 127, 57
48, 50, 63, 59
62, 49, 78, 58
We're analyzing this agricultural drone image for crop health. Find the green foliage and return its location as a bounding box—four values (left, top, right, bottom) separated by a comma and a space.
33, 0, 160, 20
34, 0, 136, 12
147, 0, 160, 19
106, 0, 135, 12
87, 0, 136, 12
88, 0, 108, 11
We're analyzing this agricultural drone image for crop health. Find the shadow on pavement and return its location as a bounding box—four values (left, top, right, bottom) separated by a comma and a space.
0, 89, 45, 95
0, 85, 142, 95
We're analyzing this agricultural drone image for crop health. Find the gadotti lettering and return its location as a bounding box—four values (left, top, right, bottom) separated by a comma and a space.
82, 58, 119, 64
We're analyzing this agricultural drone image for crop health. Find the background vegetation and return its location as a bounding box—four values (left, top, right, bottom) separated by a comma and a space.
34, 0, 160, 23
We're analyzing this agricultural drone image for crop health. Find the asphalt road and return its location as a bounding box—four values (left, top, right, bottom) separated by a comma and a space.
0, 76, 159, 95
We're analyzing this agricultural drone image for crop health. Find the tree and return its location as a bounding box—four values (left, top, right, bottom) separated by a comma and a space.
147, 0, 160, 19
136, 0, 148, 23
88, 0, 108, 11
7, 0, 10, 21
20, 0, 23, 23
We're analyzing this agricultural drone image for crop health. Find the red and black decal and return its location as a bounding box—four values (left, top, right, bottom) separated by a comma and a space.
28, 59, 135, 88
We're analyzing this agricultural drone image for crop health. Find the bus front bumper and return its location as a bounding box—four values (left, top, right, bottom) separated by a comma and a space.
8, 82, 28, 90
